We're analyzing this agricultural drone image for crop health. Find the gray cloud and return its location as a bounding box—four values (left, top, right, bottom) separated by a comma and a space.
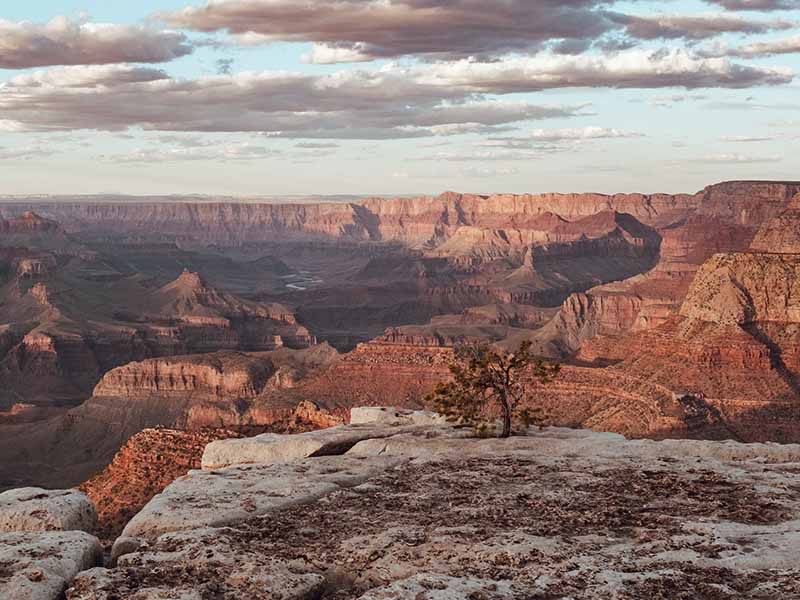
0, 16, 192, 69
704, 0, 798, 10
215, 58, 235, 74
0, 65, 586, 138
610, 13, 794, 41
0, 49, 791, 139
699, 36, 800, 58
161, 0, 621, 62
163, 1, 799, 63
699, 152, 782, 163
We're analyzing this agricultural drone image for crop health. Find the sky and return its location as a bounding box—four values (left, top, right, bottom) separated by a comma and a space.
0, 0, 798, 197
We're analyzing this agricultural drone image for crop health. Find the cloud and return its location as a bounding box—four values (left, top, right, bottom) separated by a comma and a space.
0, 65, 588, 138
215, 58, 235, 75
719, 134, 783, 141
706, 99, 800, 110
0, 49, 791, 139
477, 127, 643, 150
699, 36, 800, 58
704, 0, 797, 10
411, 49, 793, 92
463, 166, 520, 178
420, 148, 557, 162
647, 93, 709, 107
163, 1, 800, 63
101, 142, 280, 163
699, 152, 782, 163
527, 126, 643, 142
161, 0, 621, 62
0, 145, 58, 160
0, 16, 192, 69
610, 13, 794, 41
294, 142, 341, 149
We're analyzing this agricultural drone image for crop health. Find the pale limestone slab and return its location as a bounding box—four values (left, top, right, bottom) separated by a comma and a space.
0, 531, 102, 600
0, 488, 97, 534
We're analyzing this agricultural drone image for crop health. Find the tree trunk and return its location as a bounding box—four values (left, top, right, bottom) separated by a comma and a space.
500, 393, 512, 438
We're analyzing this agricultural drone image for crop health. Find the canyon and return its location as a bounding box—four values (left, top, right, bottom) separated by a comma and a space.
1, 180, 800, 494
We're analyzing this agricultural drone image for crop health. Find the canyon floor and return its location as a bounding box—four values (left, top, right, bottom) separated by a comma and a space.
3, 409, 800, 599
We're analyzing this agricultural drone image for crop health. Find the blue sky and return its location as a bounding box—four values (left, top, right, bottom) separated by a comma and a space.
0, 0, 798, 196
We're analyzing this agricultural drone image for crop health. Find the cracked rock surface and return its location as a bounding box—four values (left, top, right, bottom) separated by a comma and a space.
66, 419, 800, 599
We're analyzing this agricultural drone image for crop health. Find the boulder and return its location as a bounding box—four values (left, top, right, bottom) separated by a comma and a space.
350, 406, 447, 427
202, 423, 429, 470
0, 488, 97, 534
0, 531, 102, 600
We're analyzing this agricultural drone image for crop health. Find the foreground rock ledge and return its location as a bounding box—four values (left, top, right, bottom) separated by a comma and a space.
0, 488, 97, 534
71, 411, 800, 599
0, 531, 102, 600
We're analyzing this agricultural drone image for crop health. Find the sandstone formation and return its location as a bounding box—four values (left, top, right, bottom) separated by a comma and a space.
0, 346, 340, 492
535, 181, 800, 357
569, 194, 800, 443
59, 410, 800, 599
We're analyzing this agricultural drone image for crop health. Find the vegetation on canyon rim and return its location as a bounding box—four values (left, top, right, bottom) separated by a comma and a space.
429, 340, 561, 438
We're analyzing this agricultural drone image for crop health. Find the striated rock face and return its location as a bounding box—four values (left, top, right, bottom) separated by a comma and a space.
680, 252, 800, 326
750, 193, 800, 253
579, 198, 800, 443
66, 417, 800, 600
536, 291, 644, 355
0, 211, 64, 237
1, 190, 698, 246
534, 182, 800, 359
92, 351, 274, 401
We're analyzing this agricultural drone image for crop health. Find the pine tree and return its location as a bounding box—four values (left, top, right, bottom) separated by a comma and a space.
429, 340, 560, 438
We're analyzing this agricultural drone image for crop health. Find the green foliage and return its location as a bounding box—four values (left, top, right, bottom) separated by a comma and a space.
428, 340, 560, 438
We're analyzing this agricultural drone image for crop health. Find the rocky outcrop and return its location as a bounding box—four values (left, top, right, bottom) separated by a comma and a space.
92, 351, 274, 401
350, 406, 445, 427
750, 193, 800, 253
0, 211, 62, 234
79, 428, 244, 542
1, 531, 103, 600
64, 413, 800, 599
0, 486, 101, 600
200, 423, 418, 470
680, 252, 800, 325
0, 488, 97, 534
